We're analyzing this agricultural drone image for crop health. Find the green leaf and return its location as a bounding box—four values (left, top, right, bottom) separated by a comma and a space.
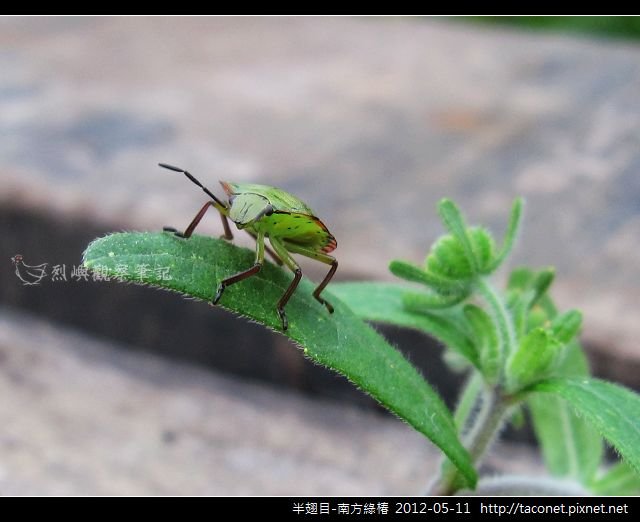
506, 328, 561, 392
437, 199, 478, 273
389, 259, 430, 284
526, 305, 549, 331
507, 267, 536, 293
471, 277, 518, 378
528, 340, 603, 484
463, 304, 500, 384
589, 461, 640, 495
506, 267, 555, 340
428, 235, 474, 280
556, 339, 590, 377
330, 281, 478, 369
528, 393, 602, 483
403, 291, 467, 311
389, 259, 459, 291
510, 290, 535, 339
530, 268, 555, 307
536, 292, 559, 319
487, 197, 524, 272
469, 227, 495, 273
529, 378, 640, 477
83, 232, 477, 485
551, 310, 582, 344
506, 267, 554, 313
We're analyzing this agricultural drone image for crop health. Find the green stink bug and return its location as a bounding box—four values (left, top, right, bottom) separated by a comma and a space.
160, 163, 338, 331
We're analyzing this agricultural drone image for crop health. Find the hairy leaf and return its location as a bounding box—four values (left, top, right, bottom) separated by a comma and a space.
330, 281, 478, 368
83, 232, 476, 485
487, 197, 524, 272
506, 328, 561, 392
530, 378, 640, 476
463, 304, 500, 383
437, 199, 478, 273
589, 461, 640, 495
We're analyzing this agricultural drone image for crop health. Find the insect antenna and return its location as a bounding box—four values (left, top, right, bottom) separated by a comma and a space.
159, 163, 227, 209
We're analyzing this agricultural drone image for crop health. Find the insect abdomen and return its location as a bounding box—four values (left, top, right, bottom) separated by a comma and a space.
256, 213, 336, 252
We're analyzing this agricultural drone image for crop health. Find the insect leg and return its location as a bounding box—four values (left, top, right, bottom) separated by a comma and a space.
268, 237, 302, 331
219, 213, 234, 240
244, 230, 283, 265
213, 231, 265, 305
164, 200, 234, 240
281, 242, 337, 314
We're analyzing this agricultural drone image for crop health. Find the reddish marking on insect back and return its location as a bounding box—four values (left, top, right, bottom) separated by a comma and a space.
219, 181, 235, 196
311, 216, 337, 253
322, 236, 337, 253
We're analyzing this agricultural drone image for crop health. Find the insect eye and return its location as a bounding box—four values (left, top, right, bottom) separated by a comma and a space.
265, 205, 274, 216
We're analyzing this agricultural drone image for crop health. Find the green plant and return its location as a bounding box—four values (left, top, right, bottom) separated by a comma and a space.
462, 16, 640, 42
82, 197, 640, 495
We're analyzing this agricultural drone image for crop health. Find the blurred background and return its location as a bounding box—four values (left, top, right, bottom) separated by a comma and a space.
1, 16, 639, 495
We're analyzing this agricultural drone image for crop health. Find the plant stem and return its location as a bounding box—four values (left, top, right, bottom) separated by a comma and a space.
453, 372, 484, 431
475, 277, 517, 359
428, 386, 513, 495
427, 278, 519, 495
465, 387, 510, 463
